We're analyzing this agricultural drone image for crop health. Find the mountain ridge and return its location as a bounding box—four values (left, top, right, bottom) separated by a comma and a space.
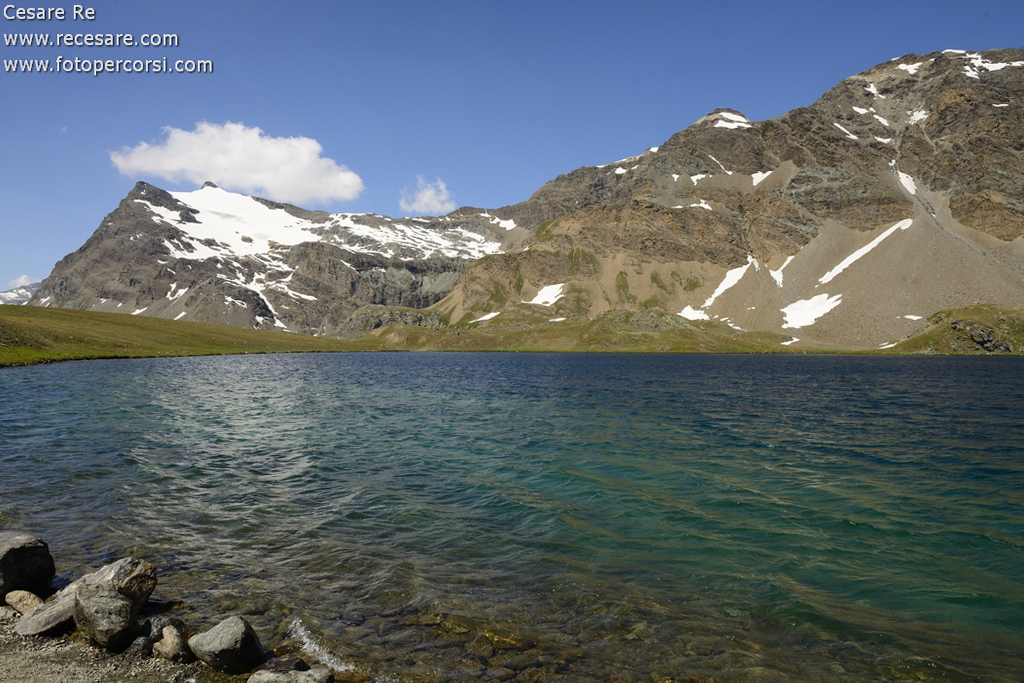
30, 48, 1024, 350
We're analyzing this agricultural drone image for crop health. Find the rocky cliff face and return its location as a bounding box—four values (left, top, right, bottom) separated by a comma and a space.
30, 49, 1024, 349
437, 49, 1024, 349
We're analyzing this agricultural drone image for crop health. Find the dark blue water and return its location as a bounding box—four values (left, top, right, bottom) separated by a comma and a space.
1, 353, 1022, 682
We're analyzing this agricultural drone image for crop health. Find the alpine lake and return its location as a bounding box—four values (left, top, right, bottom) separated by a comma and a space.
1, 352, 1021, 682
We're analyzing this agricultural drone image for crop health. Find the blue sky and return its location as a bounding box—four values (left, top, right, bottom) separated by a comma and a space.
2, 0, 1022, 290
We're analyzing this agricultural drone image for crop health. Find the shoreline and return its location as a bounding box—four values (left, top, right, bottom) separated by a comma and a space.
0, 606, 211, 683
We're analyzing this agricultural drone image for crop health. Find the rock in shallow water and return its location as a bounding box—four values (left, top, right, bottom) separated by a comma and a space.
188, 615, 266, 674
247, 668, 335, 683
256, 656, 311, 672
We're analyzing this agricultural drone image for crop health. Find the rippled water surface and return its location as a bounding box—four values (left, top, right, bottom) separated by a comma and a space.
2, 353, 1022, 682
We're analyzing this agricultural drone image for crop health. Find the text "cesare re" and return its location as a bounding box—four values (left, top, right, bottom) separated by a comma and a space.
4, 5, 95, 20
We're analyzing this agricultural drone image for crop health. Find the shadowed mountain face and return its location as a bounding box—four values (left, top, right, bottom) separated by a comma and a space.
32, 49, 1024, 348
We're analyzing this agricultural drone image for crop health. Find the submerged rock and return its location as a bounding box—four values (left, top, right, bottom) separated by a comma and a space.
188, 615, 266, 674
0, 532, 55, 598
247, 668, 335, 683
256, 656, 311, 672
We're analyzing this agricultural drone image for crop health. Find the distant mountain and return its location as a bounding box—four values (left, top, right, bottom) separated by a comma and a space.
29, 181, 526, 335
0, 281, 39, 305
31, 48, 1024, 349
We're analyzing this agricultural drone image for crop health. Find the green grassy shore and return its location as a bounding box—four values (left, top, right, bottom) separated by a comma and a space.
3, 303, 1022, 367
0, 305, 384, 367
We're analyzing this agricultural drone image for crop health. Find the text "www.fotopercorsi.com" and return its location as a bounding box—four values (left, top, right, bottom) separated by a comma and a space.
4, 55, 212, 74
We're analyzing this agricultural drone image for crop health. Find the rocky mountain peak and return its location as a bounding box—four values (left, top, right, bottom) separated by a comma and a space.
693, 109, 755, 130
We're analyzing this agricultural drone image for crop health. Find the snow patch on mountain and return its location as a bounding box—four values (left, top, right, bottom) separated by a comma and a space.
678, 306, 710, 321
713, 112, 753, 130
707, 155, 733, 175
818, 219, 913, 285
140, 185, 504, 264
781, 293, 842, 329
898, 62, 925, 75
833, 123, 858, 140
770, 255, 795, 287
478, 212, 517, 231
523, 283, 565, 307
703, 258, 754, 308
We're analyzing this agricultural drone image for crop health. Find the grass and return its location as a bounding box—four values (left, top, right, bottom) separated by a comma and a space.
614, 272, 637, 304
650, 272, 671, 294
0, 305, 383, 367
364, 307, 796, 354
5, 302, 1022, 368
886, 304, 1024, 355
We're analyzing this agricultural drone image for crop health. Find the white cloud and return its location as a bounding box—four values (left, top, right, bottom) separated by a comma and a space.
399, 176, 456, 215
9, 275, 38, 288
110, 121, 363, 205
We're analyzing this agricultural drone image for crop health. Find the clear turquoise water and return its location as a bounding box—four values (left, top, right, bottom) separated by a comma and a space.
1, 353, 1022, 682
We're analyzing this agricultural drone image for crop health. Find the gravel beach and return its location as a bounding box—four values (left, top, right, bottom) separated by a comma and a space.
0, 606, 222, 683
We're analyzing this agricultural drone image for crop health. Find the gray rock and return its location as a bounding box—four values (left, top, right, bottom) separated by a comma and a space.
5, 589, 43, 615
143, 614, 186, 638
82, 557, 157, 610
72, 581, 138, 651
153, 624, 194, 663
188, 615, 266, 674
247, 668, 334, 683
0, 533, 55, 598
14, 555, 157, 638
14, 585, 78, 636
127, 635, 155, 655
